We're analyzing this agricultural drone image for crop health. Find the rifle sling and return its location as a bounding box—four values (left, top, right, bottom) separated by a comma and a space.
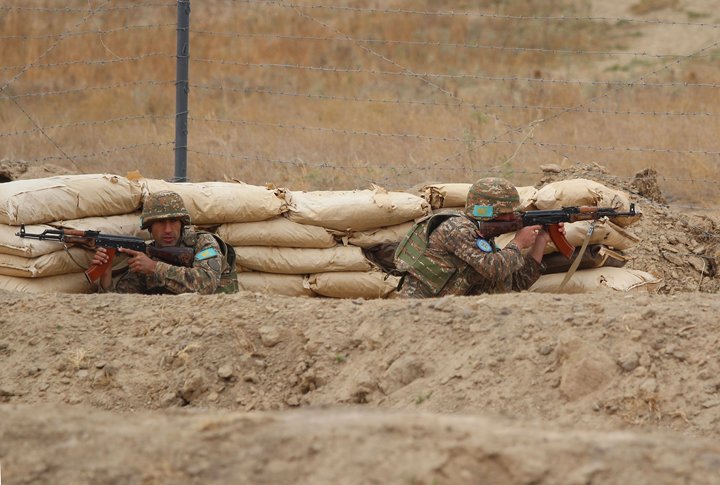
559, 221, 595, 290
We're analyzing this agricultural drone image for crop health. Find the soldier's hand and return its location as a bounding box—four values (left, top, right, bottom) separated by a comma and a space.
120, 247, 157, 275
91, 247, 113, 290
91, 247, 111, 268
534, 222, 565, 247
512, 225, 541, 250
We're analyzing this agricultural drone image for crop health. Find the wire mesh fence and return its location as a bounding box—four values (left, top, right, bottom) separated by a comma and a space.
1, 0, 719, 210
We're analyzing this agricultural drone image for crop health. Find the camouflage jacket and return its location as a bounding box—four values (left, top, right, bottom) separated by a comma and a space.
114, 227, 238, 295
398, 215, 543, 298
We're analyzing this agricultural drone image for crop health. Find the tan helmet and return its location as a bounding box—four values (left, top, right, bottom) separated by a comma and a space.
140, 190, 191, 230
464, 177, 519, 221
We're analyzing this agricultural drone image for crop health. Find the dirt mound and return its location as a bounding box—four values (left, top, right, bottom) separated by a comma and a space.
0, 158, 78, 183
3, 405, 720, 484
1, 287, 720, 482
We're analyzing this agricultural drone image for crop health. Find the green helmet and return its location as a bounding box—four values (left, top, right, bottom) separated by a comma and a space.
464, 177, 519, 221
140, 190, 191, 230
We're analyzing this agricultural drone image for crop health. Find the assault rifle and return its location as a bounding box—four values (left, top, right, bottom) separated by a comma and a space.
477, 204, 638, 259
16, 225, 194, 283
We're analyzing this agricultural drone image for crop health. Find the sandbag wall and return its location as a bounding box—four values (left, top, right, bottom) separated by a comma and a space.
418, 179, 659, 293
0, 174, 423, 297
218, 186, 424, 298
0, 173, 659, 296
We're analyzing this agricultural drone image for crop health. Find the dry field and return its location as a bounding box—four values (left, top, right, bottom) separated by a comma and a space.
1, 0, 719, 205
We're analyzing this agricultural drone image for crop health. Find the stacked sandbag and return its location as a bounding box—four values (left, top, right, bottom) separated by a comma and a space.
0, 175, 146, 293
218, 186, 425, 297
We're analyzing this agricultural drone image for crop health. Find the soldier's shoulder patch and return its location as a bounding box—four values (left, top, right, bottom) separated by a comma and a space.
195, 247, 219, 261
475, 238, 493, 253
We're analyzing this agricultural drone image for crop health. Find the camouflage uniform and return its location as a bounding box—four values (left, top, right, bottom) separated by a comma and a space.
396, 177, 542, 298
111, 190, 238, 295
115, 226, 238, 295
397, 214, 543, 298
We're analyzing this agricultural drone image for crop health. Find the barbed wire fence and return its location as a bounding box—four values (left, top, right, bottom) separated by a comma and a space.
1, 1, 719, 215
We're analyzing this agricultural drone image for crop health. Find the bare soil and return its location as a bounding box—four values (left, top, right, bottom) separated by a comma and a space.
2, 284, 720, 484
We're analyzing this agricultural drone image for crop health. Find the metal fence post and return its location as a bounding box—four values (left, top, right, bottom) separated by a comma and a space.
174, 0, 190, 182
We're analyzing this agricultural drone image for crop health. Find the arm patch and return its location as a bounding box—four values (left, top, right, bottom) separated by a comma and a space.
195, 247, 219, 261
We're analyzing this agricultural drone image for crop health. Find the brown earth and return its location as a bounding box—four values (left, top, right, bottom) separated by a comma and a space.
2, 287, 720, 484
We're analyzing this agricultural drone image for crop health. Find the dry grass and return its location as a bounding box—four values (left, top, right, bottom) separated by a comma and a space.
1, 1, 718, 206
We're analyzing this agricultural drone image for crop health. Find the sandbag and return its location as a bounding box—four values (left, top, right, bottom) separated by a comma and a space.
50, 213, 150, 240
305, 271, 399, 299
420, 183, 537, 211
234, 246, 371, 274
142, 179, 287, 224
217, 217, 336, 248
0, 223, 60, 258
0, 248, 129, 278
553, 220, 640, 252
343, 222, 414, 248
0, 174, 143, 225
529, 267, 661, 293
0, 272, 92, 293
420, 183, 471, 209
237, 272, 314, 297
285, 186, 429, 231
533, 179, 638, 226
541, 246, 627, 274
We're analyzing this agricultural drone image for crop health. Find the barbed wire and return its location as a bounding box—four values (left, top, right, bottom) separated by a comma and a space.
0, 114, 174, 138
1, 1, 719, 216
0, 1, 120, 173
190, 59, 720, 88
186, 149, 720, 187
23, 141, 174, 164
228, 0, 720, 29
190, 83, 720, 118
0, 80, 175, 100
0, 53, 175, 73
189, 116, 720, 157
425, 37, 720, 182
0, 23, 175, 40
7, 1, 716, 31
189, 30, 708, 59
0, 3, 174, 13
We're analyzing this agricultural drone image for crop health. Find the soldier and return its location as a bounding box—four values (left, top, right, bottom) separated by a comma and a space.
394, 177, 563, 298
91, 190, 238, 294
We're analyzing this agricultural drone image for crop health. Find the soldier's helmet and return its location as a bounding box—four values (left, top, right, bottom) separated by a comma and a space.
464, 177, 520, 221
140, 190, 191, 230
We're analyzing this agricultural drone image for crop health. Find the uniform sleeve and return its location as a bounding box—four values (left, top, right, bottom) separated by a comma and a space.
113, 269, 147, 294
151, 234, 222, 295
510, 255, 543, 291
433, 218, 530, 283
